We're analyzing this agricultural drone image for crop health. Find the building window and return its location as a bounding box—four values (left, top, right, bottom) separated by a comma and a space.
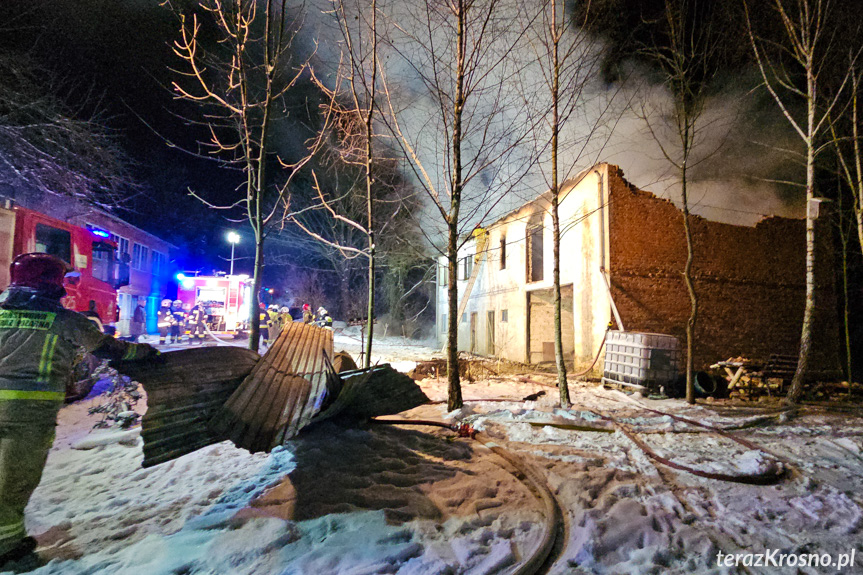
459, 256, 473, 280
91, 241, 115, 283
501, 309, 508, 322
132, 243, 149, 271
152, 251, 165, 276
439, 264, 448, 287
500, 234, 507, 270
461, 313, 467, 323
527, 213, 544, 282
110, 234, 130, 260
441, 314, 447, 331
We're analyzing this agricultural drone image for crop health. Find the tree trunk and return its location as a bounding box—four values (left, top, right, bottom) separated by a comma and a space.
446, 221, 462, 411
550, 0, 570, 408
681, 172, 698, 404
786, 78, 818, 404
840, 230, 852, 388
249, 232, 264, 352
365, 240, 375, 368
363, 0, 378, 370
446, 0, 465, 412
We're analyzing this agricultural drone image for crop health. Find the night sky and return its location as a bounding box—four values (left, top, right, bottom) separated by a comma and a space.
2, 0, 257, 273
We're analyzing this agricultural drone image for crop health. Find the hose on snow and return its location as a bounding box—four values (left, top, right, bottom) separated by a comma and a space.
370, 418, 562, 575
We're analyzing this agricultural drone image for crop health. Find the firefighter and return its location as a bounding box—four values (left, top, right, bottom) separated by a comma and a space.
316, 307, 333, 329
156, 299, 174, 344
187, 302, 207, 344
302, 303, 314, 324
265, 305, 280, 345
181, 303, 192, 344
170, 300, 185, 344
258, 303, 269, 345
0, 253, 158, 566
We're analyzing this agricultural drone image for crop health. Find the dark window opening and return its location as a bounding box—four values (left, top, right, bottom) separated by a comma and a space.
500, 235, 507, 269
91, 241, 116, 284
527, 214, 544, 282
35, 224, 71, 264
460, 256, 473, 280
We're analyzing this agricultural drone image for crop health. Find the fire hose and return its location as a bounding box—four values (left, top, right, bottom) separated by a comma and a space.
370, 418, 562, 575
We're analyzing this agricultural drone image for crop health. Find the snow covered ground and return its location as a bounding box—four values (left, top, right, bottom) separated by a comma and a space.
6, 333, 863, 574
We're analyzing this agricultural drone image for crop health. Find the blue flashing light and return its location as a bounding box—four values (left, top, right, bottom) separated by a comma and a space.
87, 225, 111, 238
176, 273, 186, 281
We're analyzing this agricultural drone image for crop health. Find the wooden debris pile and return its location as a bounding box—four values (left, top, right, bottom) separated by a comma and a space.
711, 354, 853, 400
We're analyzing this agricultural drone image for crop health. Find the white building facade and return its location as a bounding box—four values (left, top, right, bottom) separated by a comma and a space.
437, 164, 613, 370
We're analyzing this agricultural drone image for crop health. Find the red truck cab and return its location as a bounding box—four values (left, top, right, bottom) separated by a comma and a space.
0, 205, 123, 328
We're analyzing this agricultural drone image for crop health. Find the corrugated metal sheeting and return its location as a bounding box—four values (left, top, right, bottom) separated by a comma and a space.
120, 323, 431, 468
117, 346, 260, 467
209, 322, 334, 453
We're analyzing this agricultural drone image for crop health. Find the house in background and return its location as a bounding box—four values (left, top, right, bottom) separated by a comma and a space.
65, 209, 176, 336
437, 163, 840, 374
0, 186, 177, 336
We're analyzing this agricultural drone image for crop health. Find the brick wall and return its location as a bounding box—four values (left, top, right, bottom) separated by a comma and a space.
606, 165, 840, 371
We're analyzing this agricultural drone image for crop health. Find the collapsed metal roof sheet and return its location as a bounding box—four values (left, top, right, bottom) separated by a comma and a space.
119, 346, 260, 468
209, 322, 334, 453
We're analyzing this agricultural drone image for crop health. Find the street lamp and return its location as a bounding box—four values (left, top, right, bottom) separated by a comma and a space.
227, 231, 240, 275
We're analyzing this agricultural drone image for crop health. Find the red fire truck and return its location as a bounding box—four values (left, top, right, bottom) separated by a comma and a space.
0, 204, 124, 330
175, 274, 252, 333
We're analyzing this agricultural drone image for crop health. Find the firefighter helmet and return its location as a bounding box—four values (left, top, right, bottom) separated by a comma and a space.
303, 303, 311, 311
268, 304, 279, 311
9, 253, 68, 290
161, 299, 172, 307
280, 307, 290, 313
172, 299, 182, 307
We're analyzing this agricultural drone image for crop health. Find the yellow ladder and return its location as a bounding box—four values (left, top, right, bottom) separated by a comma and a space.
455, 228, 489, 322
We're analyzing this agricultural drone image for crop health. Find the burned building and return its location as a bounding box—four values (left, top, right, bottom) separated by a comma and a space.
436, 163, 840, 373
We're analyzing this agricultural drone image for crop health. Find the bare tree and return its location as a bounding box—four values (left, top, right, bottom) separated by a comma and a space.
636, 0, 729, 403
828, 61, 863, 386
382, 0, 535, 411
0, 50, 134, 209
831, 63, 863, 267
289, 0, 383, 368
166, 0, 320, 352
745, 0, 851, 403
522, 0, 623, 407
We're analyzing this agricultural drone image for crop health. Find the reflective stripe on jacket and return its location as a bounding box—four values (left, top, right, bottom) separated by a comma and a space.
0, 287, 149, 400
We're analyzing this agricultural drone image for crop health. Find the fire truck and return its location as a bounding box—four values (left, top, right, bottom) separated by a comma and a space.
175, 274, 252, 333
0, 204, 124, 330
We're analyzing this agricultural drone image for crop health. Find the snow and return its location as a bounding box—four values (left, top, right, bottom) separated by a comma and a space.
6, 334, 863, 574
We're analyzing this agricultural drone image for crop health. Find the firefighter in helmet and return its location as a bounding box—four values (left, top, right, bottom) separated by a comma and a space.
170, 300, 185, 344
187, 302, 207, 344
258, 303, 269, 345
156, 298, 174, 344
264, 305, 279, 345
0, 253, 158, 566
302, 303, 314, 324
317, 307, 333, 329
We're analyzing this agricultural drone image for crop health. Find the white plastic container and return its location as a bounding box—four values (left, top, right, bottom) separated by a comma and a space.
601, 331, 680, 391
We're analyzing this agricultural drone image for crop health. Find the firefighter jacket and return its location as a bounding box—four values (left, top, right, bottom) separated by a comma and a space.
187, 307, 206, 327
171, 307, 186, 326
157, 306, 175, 328
0, 287, 155, 404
